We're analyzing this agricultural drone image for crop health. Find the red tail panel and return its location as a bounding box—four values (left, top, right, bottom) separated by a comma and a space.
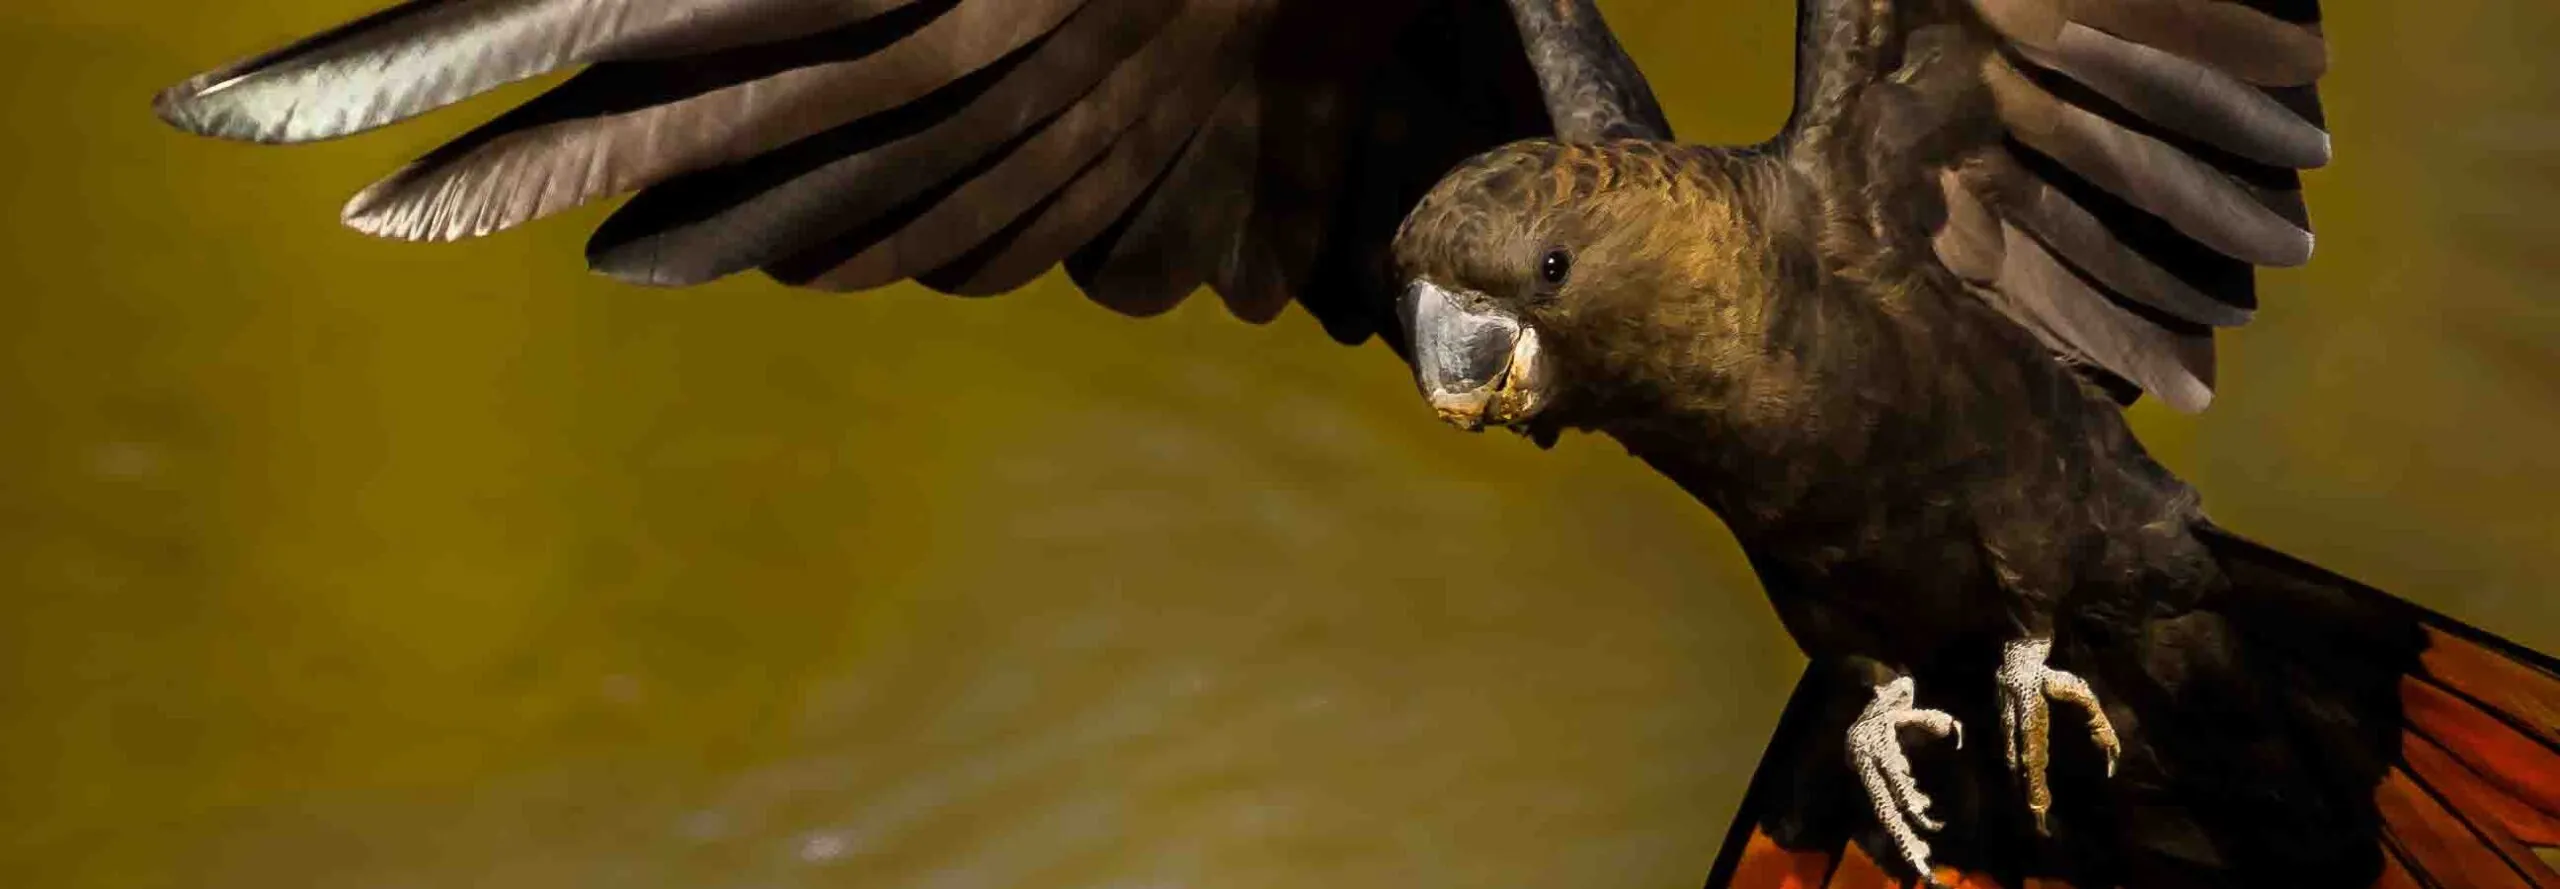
1821, 843, 1895, 889
2418, 627, 2560, 749
1728, 827, 1835, 888
2378, 846, 2427, 889
2377, 624, 2560, 888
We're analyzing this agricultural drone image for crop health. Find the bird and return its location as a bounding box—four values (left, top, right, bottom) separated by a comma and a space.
148, 0, 2560, 887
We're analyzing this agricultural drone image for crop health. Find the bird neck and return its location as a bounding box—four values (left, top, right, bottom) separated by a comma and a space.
1570, 152, 2003, 530
1561, 153, 1850, 432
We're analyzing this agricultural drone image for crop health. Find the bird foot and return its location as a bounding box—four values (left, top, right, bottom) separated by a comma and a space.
1849, 675, 1963, 880
1997, 636, 2121, 834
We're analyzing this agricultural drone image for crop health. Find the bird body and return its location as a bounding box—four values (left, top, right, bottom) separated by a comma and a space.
1397, 136, 2191, 669
147, 0, 2560, 886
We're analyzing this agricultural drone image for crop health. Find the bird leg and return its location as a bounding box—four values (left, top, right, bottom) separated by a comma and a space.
1996, 636, 2121, 833
1848, 674, 1963, 879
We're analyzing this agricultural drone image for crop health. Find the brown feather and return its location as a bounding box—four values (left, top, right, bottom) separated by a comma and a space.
343, 0, 1090, 242
1969, 149, 2255, 328
2068, 0, 2327, 87
1210, 79, 1363, 324
1801, 0, 2327, 410
154, 0, 918, 143
2036, 22, 2329, 169
153, 0, 1581, 356
1067, 80, 1264, 316
800, 0, 1264, 292
1980, 220, 2216, 412
1981, 53, 2313, 269
925, 77, 1238, 299
1933, 169, 2007, 285
585, 0, 1181, 286
1968, 0, 2326, 88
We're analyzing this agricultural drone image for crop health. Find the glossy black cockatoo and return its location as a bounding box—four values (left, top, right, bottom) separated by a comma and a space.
151, 0, 2560, 886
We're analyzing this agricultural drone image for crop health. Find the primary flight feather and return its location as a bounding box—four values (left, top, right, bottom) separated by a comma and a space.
153, 1, 2560, 887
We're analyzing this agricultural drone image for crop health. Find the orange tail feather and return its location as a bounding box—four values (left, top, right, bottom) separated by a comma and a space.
2382, 625, 2560, 888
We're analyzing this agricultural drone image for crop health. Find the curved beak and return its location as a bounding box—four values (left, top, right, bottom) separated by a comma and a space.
1398, 279, 1554, 431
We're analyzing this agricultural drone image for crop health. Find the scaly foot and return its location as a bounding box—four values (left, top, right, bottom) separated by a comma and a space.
1849, 675, 1963, 880
1997, 636, 2121, 833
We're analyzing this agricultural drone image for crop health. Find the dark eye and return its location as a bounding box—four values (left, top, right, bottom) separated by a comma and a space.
1539, 248, 1572, 287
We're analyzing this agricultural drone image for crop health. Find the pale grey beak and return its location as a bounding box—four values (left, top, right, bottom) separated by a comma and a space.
1398, 279, 1553, 431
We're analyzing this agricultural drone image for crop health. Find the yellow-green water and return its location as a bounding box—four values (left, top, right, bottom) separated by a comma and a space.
2, 3, 2555, 887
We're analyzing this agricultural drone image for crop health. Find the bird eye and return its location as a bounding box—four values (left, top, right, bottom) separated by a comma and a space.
1539, 248, 1572, 287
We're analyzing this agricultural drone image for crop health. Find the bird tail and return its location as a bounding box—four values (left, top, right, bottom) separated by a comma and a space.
2195, 523, 2560, 889
1701, 524, 2560, 889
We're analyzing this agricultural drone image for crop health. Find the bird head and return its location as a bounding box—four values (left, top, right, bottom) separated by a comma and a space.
1391, 139, 1765, 440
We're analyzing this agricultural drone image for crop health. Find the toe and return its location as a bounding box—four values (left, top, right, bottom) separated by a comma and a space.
1881, 749, 1941, 833
2045, 670, 2122, 774
1894, 708, 1961, 743
1999, 699, 2021, 773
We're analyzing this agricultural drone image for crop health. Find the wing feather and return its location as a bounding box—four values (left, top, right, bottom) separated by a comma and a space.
156, 0, 1610, 352
1972, 0, 2325, 87
582, 0, 1185, 286
922, 77, 1236, 299
2030, 22, 2329, 169
1788, 0, 2328, 411
342, 0, 1088, 242
1069, 80, 1266, 317
1967, 149, 2256, 328
1978, 217, 2217, 412
153, 0, 924, 144
794, 0, 1265, 292
1980, 53, 2312, 269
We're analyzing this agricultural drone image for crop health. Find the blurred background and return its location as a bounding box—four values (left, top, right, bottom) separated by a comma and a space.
3, 2, 2556, 887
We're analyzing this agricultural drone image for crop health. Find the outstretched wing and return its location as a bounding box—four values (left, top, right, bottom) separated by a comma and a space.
152, 0, 1658, 346
1782, 0, 2328, 412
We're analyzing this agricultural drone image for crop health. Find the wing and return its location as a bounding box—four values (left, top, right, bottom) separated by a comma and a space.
1780, 0, 2328, 412
151, 0, 1668, 348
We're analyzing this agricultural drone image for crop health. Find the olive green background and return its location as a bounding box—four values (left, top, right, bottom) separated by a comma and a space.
3, 3, 2555, 888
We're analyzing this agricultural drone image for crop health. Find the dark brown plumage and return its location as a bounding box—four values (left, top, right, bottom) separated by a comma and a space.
148, 1, 2560, 887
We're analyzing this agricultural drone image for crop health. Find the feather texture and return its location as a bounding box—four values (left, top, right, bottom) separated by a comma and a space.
1970, 0, 2326, 87
582, 0, 1185, 285
1981, 219, 2217, 412
154, 0, 1618, 342
1789, 0, 2327, 411
2034, 22, 2329, 169
153, 0, 916, 143
922, 77, 1237, 298
343, 0, 1087, 241
794, 0, 1266, 291
1969, 149, 2256, 328
1069, 80, 1265, 316
1981, 54, 2312, 269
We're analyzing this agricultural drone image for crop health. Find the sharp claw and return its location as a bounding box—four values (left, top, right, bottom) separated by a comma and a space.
1850, 675, 1960, 881
2000, 636, 2122, 836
